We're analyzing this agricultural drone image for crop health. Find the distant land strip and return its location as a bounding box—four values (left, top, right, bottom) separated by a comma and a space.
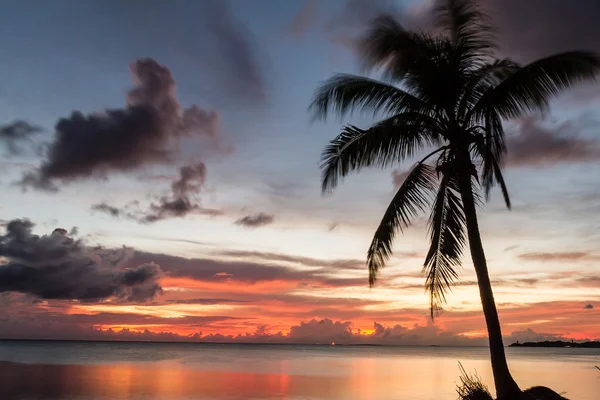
509, 340, 600, 348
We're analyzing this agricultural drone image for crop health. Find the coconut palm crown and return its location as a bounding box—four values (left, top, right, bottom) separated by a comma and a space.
309, 0, 600, 398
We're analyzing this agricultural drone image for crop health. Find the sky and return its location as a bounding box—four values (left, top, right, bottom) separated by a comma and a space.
0, 0, 599, 345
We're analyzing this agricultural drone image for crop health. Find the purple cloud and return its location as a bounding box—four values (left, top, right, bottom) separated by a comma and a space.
21, 59, 224, 190
0, 219, 163, 302
507, 115, 600, 167
235, 212, 275, 228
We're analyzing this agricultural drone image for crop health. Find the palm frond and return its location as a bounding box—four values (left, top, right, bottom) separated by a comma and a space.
358, 16, 449, 87
475, 51, 600, 120
358, 16, 426, 78
434, 0, 496, 55
320, 113, 439, 193
472, 131, 511, 210
491, 159, 510, 209
483, 109, 509, 208
309, 74, 423, 121
458, 59, 521, 120
423, 165, 465, 318
367, 162, 438, 286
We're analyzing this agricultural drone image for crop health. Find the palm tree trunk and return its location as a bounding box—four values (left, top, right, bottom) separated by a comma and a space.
457, 167, 522, 400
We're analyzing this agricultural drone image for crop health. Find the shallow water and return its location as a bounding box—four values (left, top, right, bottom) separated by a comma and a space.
0, 341, 598, 399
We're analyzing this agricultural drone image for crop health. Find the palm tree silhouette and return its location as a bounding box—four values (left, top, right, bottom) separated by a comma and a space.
309, 0, 599, 398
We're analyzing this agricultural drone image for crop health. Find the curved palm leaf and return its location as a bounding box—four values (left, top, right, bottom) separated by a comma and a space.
359, 16, 456, 100
458, 59, 521, 120
473, 51, 600, 120
320, 113, 439, 193
423, 166, 466, 318
358, 16, 432, 80
472, 133, 510, 209
435, 0, 496, 55
309, 74, 423, 121
367, 162, 437, 286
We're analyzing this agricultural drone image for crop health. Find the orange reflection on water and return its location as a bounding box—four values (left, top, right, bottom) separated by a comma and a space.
0, 361, 348, 400
0, 353, 598, 400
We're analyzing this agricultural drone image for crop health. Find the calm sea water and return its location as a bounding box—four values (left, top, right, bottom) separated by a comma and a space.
0, 341, 598, 400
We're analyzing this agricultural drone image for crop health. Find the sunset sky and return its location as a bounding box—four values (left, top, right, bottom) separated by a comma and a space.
0, 0, 598, 345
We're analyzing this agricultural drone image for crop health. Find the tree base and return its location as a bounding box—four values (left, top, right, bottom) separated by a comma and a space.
521, 386, 568, 400
457, 381, 568, 400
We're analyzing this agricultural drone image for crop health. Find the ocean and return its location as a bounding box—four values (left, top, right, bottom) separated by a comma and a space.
0, 340, 598, 400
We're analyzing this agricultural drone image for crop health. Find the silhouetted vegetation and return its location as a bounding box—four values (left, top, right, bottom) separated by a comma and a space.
457, 365, 569, 400
510, 340, 600, 348
310, 0, 600, 398
456, 363, 493, 400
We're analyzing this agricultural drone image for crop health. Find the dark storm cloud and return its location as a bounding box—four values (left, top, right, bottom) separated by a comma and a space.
234, 212, 275, 228
21, 59, 223, 190
0, 120, 42, 156
507, 115, 600, 167
93, 162, 222, 223
0, 219, 163, 302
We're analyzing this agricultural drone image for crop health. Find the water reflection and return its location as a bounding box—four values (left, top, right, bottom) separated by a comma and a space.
0, 349, 598, 400
0, 359, 469, 400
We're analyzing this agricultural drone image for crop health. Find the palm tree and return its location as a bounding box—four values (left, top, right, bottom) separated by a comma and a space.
309, 1, 600, 398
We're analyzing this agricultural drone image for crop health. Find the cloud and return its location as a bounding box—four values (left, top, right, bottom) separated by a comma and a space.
203, 1, 266, 101
130, 250, 366, 289
288, 0, 415, 53
328, 222, 339, 232
481, 0, 600, 63
503, 328, 566, 344
24, 311, 241, 328
235, 212, 275, 228
0, 308, 484, 345
287, 318, 354, 343
21, 59, 225, 190
373, 1, 600, 64
327, 0, 402, 52
392, 169, 410, 188
215, 249, 364, 271
0, 219, 163, 302
0, 120, 42, 156
92, 162, 223, 223
91, 203, 128, 218
507, 115, 600, 167
288, 0, 318, 38
583, 304, 594, 310
163, 298, 248, 305
517, 251, 600, 263
141, 162, 208, 223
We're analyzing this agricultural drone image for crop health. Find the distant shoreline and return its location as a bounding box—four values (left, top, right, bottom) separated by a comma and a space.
509, 340, 600, 348
4, 338, 599, 348
0, 338, 485, 347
